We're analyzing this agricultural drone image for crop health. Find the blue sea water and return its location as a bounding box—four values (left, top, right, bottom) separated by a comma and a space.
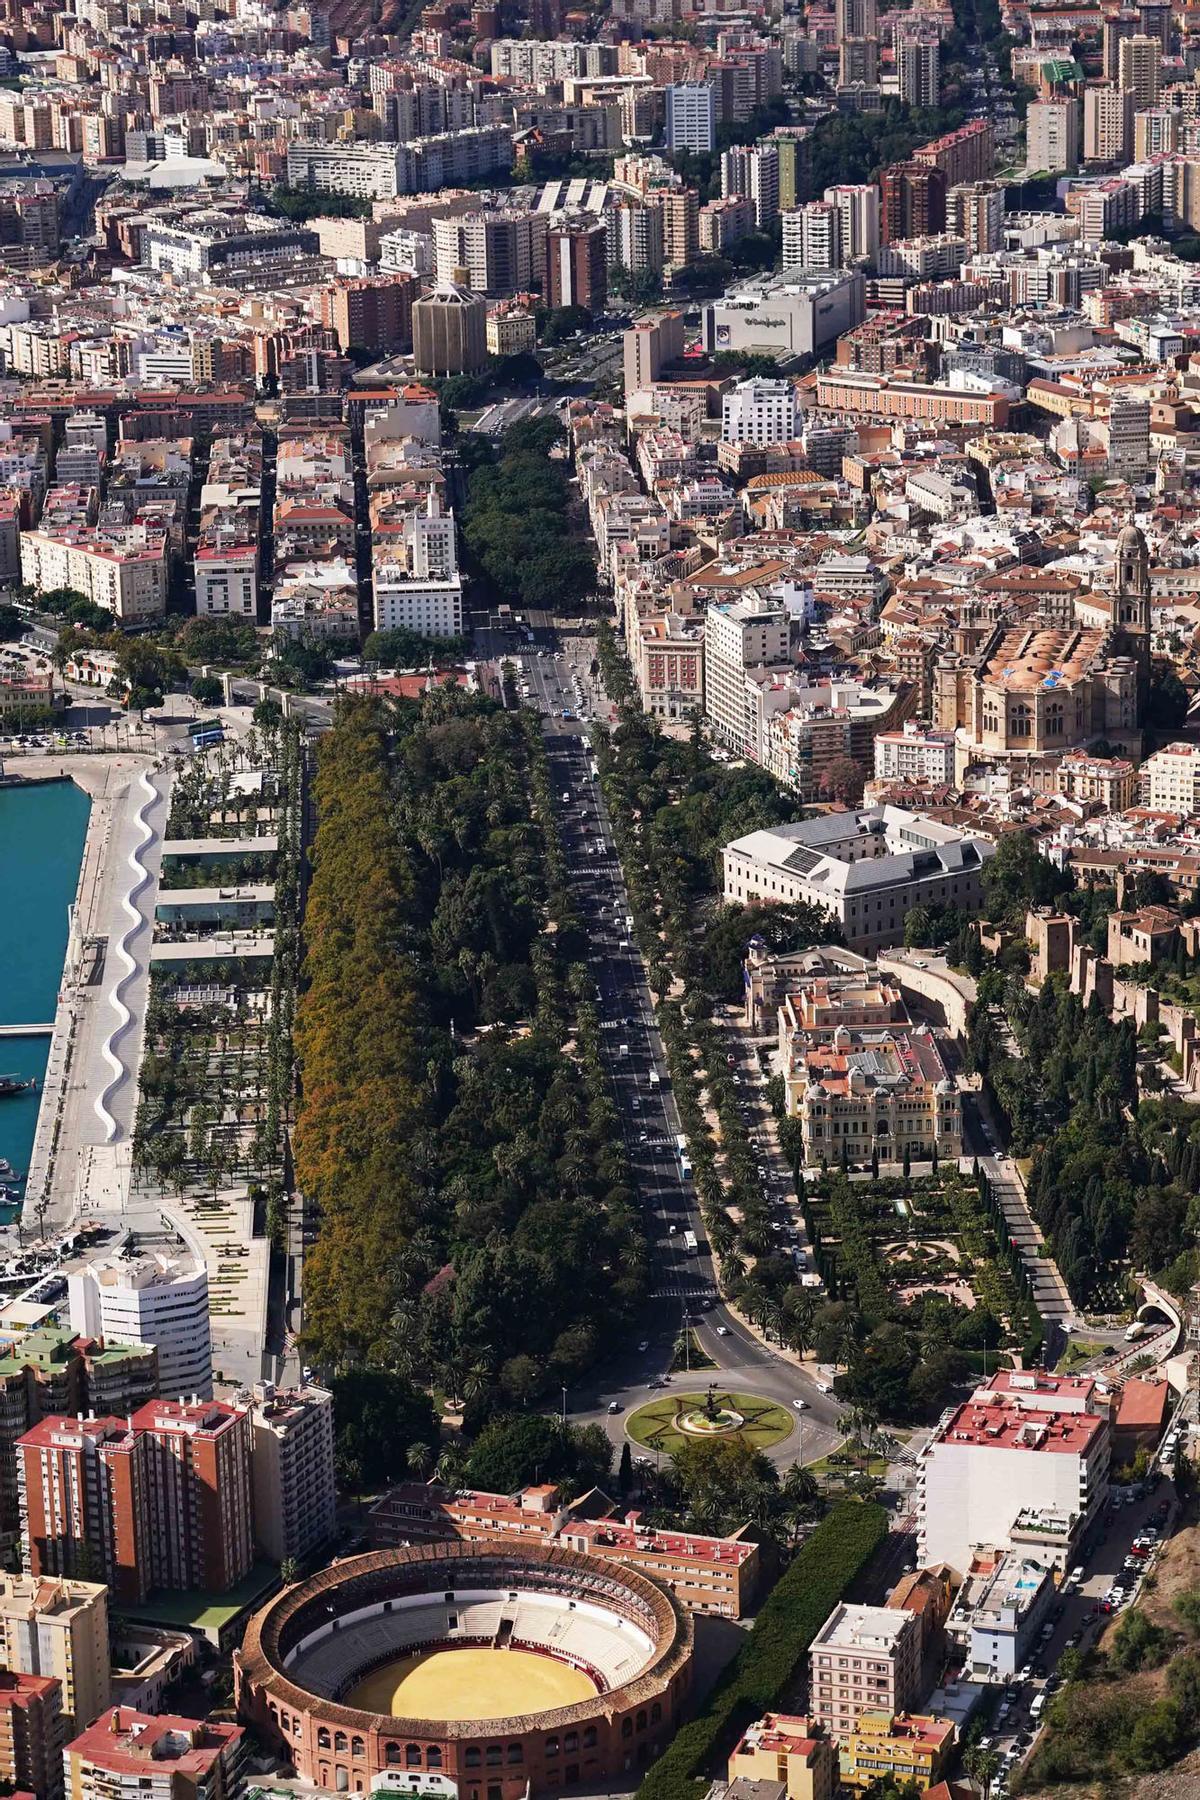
0, 780, 92, 1203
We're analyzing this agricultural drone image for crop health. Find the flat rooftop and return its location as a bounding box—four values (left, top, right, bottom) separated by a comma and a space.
813, 1602, 914, 1654
937, 1391, 1104, 1455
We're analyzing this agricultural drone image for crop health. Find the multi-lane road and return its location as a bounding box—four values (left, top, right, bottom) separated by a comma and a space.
515, 625, 850, 1472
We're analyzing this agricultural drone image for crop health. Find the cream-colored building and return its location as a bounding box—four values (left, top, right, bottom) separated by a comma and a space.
20, 527, 168, 624
1139, 741, 1200, 814
249, 1381, 336, 1566
809, 1605, 922, 1739
0, 1573, 110, 1733
786, 1023, 962, 1168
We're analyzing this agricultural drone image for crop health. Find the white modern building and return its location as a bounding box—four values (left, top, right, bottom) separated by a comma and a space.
782, 203, 842, 271
194, 544, 257, 619
704, 598, 790, 751
68, 1253, 212, 1400
873, 720, 957, 785
703, 270, 866, 360
721, 806, 995, 951
824, 184, 881, 264
917, 1373, 1111, 1577
372, 493, 464, 638
665, 82, 716, 153
946, 1550, 1057, 1682
720, 377, 799, 447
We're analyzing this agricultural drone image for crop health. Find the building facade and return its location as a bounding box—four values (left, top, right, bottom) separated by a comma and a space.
68, 1254, 212, 1401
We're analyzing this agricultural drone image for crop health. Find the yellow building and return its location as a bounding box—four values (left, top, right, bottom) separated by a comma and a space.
0, 1572, 111, 1733
728, 1712, 839, 1800
840, 1711, 954, 1791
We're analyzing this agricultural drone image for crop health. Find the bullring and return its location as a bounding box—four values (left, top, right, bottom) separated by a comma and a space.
235, 1541, 694, 1800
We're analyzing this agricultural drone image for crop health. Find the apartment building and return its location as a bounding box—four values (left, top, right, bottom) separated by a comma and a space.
665, 82, 716, 153
320, 277, 416, 354
720, 142, 780, 228
721, 378, 799, 447
0, 1330, 157, 1545
704, 597, 790, 751
1118, 33, 1161, 108
63, 1711, 245, 1800
194, 545, 257, 620
622, 312, 686, 400
1139, 740, 1200, 813
1083, 82, 1131, 164
20, 527, 167, 624
432, 209, 547, 297
722, 806, 995, 951
546, 218, 607, 311
0, 1574, 110, 1734
825, 185, 881, 265
873, 720, 956, 786
918, 1374, 1111, 1575
897, 35, 940, 109
839, 1712, 953, 1791
367, 1481, 761, 1617
249, 1382, 336, 1566
727, 1713, 839, 1800
763, 679, 910, 798
68, 1254, 212, 1400
0, 1668, 64, 1800
1026, 97, 1081, 173
809, 1604, 922, 1738
18, 1400, 253, 1605
946, 1548, 1056, 1680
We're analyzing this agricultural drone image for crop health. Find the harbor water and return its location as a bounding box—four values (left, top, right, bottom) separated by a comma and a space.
0, 780, 92, 1215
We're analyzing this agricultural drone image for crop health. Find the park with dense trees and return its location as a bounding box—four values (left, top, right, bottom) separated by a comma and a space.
458, 418, 597, 614
295, 691, 647, 1415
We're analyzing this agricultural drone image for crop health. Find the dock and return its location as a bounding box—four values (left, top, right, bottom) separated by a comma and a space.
0, 1024, 52, 1037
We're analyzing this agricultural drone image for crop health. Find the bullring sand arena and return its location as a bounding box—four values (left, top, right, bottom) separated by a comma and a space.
345, 1647, 599, 1721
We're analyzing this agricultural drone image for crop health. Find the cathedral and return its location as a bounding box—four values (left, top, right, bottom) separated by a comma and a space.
933, 523, 1151, 764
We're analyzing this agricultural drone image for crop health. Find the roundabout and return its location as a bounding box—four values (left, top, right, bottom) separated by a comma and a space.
625, 1385, 794, 1456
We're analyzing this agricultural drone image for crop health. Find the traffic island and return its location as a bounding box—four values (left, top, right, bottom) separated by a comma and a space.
625, 1386, 794, 1455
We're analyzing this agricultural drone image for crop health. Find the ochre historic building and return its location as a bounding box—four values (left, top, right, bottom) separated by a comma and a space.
933, 524, 1151, 762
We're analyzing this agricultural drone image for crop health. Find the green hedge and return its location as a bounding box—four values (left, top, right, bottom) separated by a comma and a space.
639, 1500, 888, 1800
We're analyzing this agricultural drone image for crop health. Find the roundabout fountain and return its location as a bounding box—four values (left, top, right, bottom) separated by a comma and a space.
626, 1385, 793, 1456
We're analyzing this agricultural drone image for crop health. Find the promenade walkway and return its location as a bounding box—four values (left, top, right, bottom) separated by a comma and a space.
16, 754, 169, 1238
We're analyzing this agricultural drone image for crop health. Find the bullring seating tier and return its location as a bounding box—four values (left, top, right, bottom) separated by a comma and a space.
286, 1593, 654, 1703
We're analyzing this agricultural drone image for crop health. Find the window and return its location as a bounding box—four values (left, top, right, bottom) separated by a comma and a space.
335, 1735, 348, 1754
318, 1731, 332, 1751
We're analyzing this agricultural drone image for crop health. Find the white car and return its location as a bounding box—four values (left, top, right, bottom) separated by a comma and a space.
792, 1399, 808, 1411
716, 1325, 729, 1337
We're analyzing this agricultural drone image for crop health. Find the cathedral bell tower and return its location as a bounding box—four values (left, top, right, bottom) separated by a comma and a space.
1114, 522, 1151, 713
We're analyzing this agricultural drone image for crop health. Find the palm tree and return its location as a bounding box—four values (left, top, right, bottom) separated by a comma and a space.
963, 1745, 1001, 1797
406, 1442, 433, 1481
